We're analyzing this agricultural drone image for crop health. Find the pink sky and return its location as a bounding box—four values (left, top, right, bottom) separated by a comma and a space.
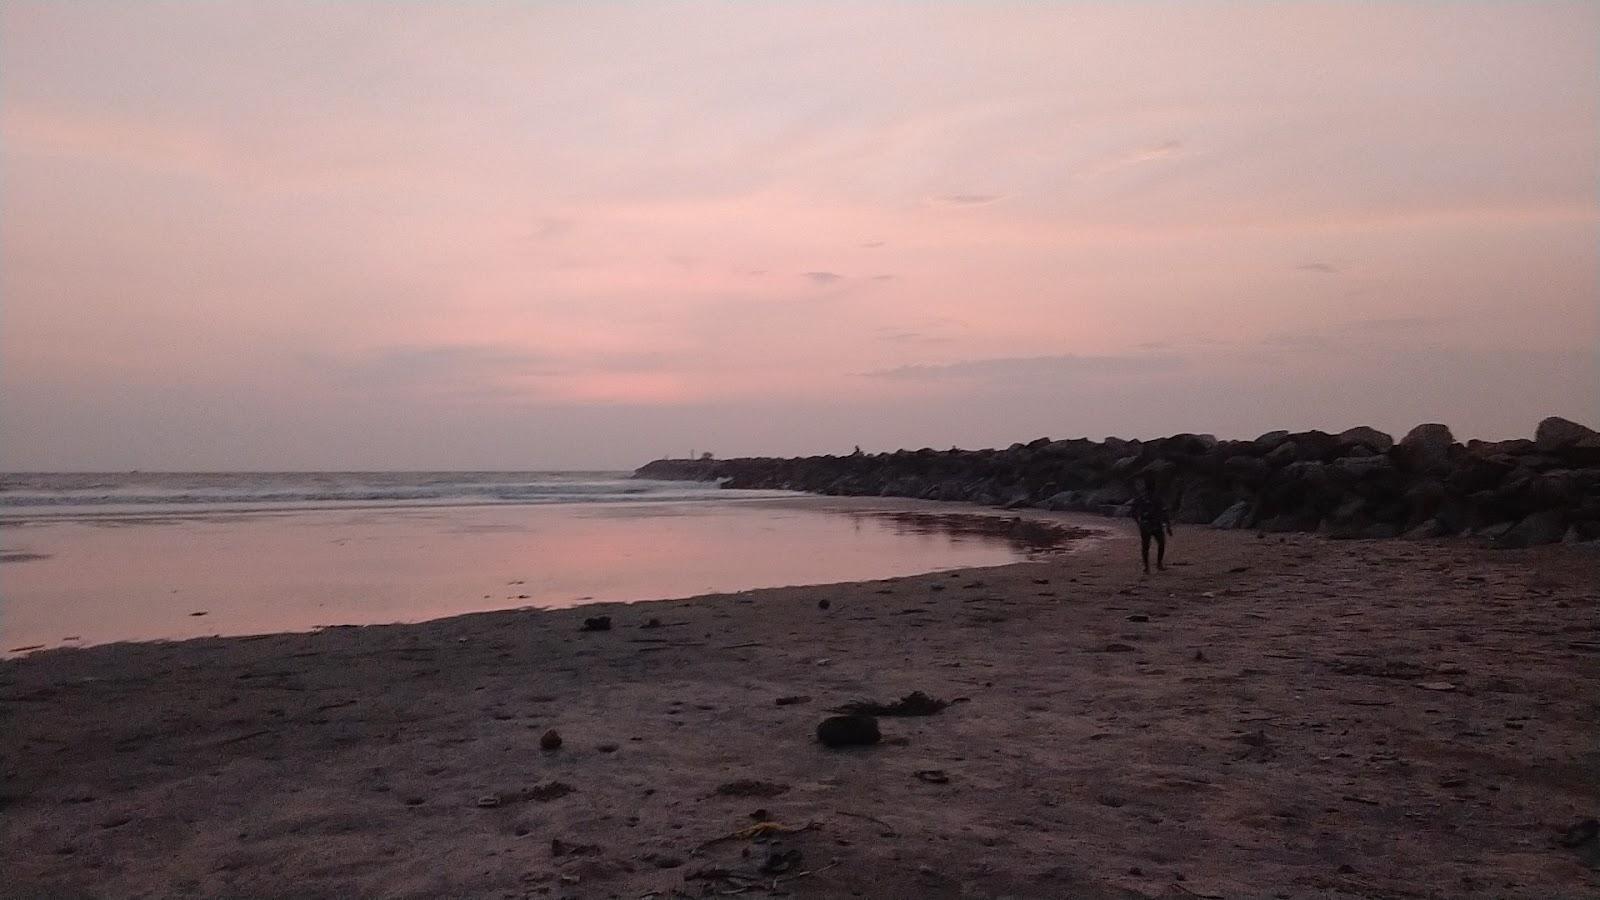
2, 2, 1596, 470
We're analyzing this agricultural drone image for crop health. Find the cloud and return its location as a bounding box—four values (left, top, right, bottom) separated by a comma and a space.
860, 240, 886, 248
310, 344, 561, 389
1079, 139, 1184, 179
802, 271, 843, 286
1296, 261, 1340, 273
1129, 140, 1182, 163
1258, 316, 1444, 353
861, 353, 1185, 381
870, 274, 895, 281
931, 194, 1001, 207
874, 329, 949, 345
531, 217, 575, 240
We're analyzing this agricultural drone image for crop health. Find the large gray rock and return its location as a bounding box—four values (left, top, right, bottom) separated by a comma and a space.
1337, 426, 1394, 453
1535, 416, 1600, 451
1109, 454, 1143, 477
1210, 500, 1252, 529
1085, 484, 1133, 506
1253, 430, 1292, 451
1042, 491, 1086, 512
1266, 441, 1299, 465
1493, 509, 1567, 549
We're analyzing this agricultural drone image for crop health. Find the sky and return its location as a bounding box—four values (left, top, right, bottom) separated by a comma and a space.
2, 1, 1596, 470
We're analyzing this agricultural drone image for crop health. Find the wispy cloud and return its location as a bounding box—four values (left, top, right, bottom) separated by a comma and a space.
802, 271, 843, 286
861, 353, 1185, 381
1259, 316, 1445, 352
1296, 261, 1340, 273
309, 344, 560, 389
1079, 140, 1184, 179
930, 193, 1001, 207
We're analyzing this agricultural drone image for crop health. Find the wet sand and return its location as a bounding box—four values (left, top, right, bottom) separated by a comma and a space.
2, 524, 1596, 898
1, 497, 1088, 653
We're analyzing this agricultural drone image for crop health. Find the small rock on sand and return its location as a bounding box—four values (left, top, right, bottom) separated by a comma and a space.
540, 729, 563, 751
816, 714, 881, 748
714, 779, 789, 798
580, 616, 611, 632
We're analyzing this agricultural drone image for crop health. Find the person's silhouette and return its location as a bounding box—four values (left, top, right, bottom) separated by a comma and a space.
1130, 476, 1173, 573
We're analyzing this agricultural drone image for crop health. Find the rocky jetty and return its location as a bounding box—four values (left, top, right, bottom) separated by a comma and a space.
634, 417, 1600, 547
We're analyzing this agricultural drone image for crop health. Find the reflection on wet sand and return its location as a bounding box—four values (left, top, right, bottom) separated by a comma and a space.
2, 498, 1103, 654
845, 511, 1100, 556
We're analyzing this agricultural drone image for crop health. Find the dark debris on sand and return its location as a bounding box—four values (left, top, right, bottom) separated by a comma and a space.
832, 690, 949, 717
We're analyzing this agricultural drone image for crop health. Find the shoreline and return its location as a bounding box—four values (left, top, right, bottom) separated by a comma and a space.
2, 525, 1595, 897
1, 498, 1111, 658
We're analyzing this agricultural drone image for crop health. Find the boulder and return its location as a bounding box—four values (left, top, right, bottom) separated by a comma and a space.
1211, 500, 1252, 529
1535, 416, 1599, 451
1042, 491, 1085, 512
1085, 484, 1133, 506
1336, 455, 1393, 478
1109, 454, 1143, 477
1288, 430, 1341, 462
1337, 426, 1394, 453
1448, 456, 1514, 493
1223, 455, 1271, 484
1493, 509, 1567, 549
816, 715, 881, 748
1468, 438, 1534, 457
1176, 485, 1232, 524
1266, 441, 1299, 466
1253, 430, 1292, 451
1139, 458, 1177, 481
1398, 423, 1456, 469
1403, 518, 1447, 540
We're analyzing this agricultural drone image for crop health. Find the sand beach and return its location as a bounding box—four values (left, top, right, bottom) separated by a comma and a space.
3, 521, 1595, 898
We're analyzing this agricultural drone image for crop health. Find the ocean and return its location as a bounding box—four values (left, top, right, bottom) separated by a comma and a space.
0, 472, 1089, 654
0, 471, 763, 518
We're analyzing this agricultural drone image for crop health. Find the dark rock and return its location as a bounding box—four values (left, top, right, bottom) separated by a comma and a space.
631, 419, 1597, 545
1223, 455, 1271, 484
760, 847, 803, 874
816, 714, 881, 748
525, 781, 575, 802
1254, 430, 1292, 451
1494, 509, 1567, 549
1338, 426, 1394, 452
1399, 423, 1456, 470
1536, 417, 1599, 452
713, 780, 789, 798
1335, 455, 1392, 478
835, 691, 948, 717
1468, 438, 1534, 457
540, 729, 563, 751
580, 616, 611, 632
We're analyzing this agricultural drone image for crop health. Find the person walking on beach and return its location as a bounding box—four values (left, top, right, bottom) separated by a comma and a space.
1130, 477, 1172, 573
